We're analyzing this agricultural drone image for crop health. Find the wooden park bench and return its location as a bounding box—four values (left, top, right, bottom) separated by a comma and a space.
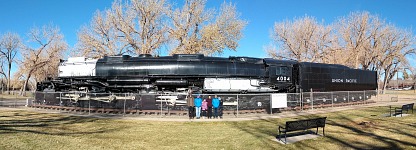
394, 103, 414, 117
278, 117, 327, 144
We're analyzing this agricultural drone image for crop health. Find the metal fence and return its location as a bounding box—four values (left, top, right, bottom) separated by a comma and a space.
0, 91, 33, 107
21, 90, 383, 117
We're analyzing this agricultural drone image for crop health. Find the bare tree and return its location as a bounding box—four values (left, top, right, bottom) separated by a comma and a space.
0, 32, 21, 93
335, 11, 382, 69
0, 61, 7, 92
168, 0, 247, 55
76, 0, 246, 57
268, 15, 334, 62
377, 26, 415, 93
19, 25, 67, 93
76, 9, 127, 58
335, 12, 416, 92
10, 69, 24, 91
77, 0, 170, 57
110, 0, 170, 55
168, 0, 213, 54
200, 2, 247, 55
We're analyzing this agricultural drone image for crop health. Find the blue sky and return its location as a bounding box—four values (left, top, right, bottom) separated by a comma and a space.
0, 0, 415, 64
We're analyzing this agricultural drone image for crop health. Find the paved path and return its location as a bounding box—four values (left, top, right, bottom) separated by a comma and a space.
1, 97, 414, 122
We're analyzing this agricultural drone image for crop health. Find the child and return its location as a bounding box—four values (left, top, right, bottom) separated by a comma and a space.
201, 99, 208, 119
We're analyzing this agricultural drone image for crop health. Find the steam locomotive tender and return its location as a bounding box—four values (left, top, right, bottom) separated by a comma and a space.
36, 54, 377, 109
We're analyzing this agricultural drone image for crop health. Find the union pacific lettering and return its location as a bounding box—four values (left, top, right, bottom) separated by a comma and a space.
332, 79, 357, 83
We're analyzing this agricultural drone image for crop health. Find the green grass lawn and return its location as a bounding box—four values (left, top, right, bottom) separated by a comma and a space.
1, 106, 415, 150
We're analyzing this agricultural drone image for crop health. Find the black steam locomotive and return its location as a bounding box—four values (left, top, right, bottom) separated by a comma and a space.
37, 54, 377, 93
35, 54, 377, 110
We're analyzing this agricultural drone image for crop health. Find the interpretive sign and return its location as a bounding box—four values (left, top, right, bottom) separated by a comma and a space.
271, 93, 287, 108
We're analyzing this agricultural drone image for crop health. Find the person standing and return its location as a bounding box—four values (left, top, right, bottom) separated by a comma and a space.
206, 95, 213, 119
201, 99, 208, 119
187, 89, 195, 119
212, 95, 220, 119
194, 95, 202, 119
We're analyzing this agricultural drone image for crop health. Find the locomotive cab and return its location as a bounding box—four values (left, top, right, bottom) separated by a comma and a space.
268, 65, 294, 92
263, 59, 298, 92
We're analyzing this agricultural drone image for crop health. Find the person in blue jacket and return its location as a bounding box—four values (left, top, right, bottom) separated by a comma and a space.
194, 95, 202, 119
212, 95, 220, 119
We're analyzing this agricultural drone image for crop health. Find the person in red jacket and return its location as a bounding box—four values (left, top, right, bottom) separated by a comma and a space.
206, 95, 213, 119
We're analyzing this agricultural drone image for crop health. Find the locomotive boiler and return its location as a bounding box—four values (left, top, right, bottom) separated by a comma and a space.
38, 54, 301, 94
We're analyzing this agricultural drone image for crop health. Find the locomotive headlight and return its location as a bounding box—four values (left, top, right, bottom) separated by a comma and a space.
323, 98, 326, 102
334, 98, 337, 102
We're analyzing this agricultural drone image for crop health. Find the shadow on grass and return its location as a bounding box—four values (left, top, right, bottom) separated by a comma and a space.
230, 107, 416, 149
230, 118, 279, 149
229, 114, 325, 149
0, 111, 115, 136
325, 113, 416, 149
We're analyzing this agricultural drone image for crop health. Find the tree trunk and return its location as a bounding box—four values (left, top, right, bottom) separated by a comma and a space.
1, 80, 3, 94
7, 62, 11, 94
382, 69, 390, 94
21, 74, 32, 96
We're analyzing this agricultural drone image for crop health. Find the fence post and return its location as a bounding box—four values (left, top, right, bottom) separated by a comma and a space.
311, 89, 314, 110
331, 92, 334, 108
363, 91, 366, 104
43, 92, 46, 106
237, 94, 239, 118
88, 94, 91, 115
299, 90, 302, 111
136, 95, 139, 115
160, 94, 162, 117
347, 91, 350, 105
270, 94, 272, 115
377, 89, 379, 102
14, 93, 17, 107
300, 91, 303, 111
124, 93, 126, 116
59, 92, 62, 112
